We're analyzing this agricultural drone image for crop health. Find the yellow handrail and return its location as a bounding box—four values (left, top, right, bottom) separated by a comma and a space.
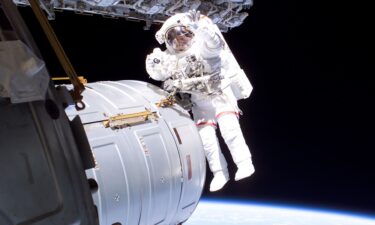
52, 76, 87, 84
28, 0, 86, 110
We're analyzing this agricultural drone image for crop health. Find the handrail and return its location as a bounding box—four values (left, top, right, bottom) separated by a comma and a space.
28, 0, 86, 110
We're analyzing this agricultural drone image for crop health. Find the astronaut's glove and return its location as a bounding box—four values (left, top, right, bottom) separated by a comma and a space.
186, 9, 200, 30
209, 71, 224, 82
196, 26, 223, 49
162, 78, 178, 92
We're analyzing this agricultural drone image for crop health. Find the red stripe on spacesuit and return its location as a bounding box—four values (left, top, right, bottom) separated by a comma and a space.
215, 111, 239, 119
196, 121, 217, 127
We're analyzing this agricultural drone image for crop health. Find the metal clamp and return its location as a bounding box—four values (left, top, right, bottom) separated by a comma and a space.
103, 110, 158, 129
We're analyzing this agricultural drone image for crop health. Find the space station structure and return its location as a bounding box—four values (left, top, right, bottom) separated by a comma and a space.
64, 80, 207, 225
12, 0, 253, 32
0, 1, 206, 224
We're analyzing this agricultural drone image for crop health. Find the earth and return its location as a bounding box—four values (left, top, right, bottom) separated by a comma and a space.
185, 199, 375, 225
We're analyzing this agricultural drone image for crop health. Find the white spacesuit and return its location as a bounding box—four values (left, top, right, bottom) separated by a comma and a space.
146, 10, 255, 192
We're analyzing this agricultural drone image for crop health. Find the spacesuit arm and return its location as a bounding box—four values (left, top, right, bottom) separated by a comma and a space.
216, 39, 252, 100
229, 68, 252, 99
198, 26, 223, 49
145, 48, 175, 81
194, 17, 224, 58
172, 74, 213, 90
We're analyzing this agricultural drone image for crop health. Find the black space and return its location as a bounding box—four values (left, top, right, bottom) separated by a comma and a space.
18, 0, 374, 216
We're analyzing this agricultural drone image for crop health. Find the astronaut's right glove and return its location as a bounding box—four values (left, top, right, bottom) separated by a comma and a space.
186, 9, 200, 29
196, 26, 223, 49
185, 9, 222, 49
163, 76, 196, 93
162, 78, 177, 92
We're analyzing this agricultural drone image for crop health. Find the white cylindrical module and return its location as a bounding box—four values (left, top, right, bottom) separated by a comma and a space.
65, 80, 206, 225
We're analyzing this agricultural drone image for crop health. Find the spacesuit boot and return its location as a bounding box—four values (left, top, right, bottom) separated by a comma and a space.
210, 170, 229, 192
235, 158, 255, 181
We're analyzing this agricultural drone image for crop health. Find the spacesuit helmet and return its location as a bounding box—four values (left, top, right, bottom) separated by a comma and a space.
155, 13, 195, 53
165, 25, 194, 52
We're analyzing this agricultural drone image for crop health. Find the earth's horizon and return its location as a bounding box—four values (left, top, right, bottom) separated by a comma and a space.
184, 199, 375, 225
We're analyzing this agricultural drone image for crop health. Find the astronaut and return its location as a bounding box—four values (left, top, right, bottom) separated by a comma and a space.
145, 10, 255, 192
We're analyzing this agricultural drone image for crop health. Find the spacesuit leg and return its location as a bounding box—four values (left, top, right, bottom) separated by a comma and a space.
217, 113, 255, 181
197, 124, 229, 192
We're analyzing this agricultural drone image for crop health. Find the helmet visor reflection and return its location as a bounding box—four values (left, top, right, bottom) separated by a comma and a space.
166, 26, 194, 52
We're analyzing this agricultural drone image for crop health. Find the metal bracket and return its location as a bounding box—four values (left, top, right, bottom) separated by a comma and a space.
103, 110, 158, 129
